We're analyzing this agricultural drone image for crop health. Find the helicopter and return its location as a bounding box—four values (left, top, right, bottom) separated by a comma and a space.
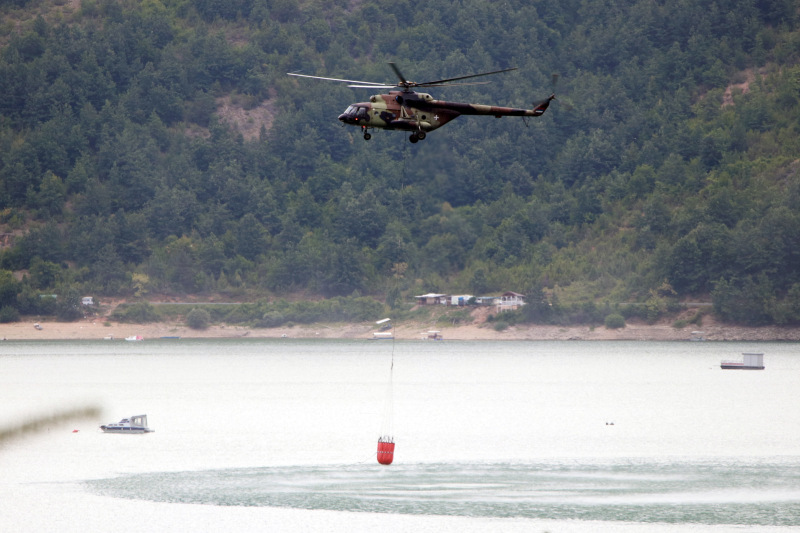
288, 63, 555, 143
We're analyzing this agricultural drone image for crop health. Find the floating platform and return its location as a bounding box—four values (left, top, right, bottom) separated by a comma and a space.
721, 352, 764, 370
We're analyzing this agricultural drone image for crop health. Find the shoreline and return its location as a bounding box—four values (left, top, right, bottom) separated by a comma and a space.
2, 316, 800, 342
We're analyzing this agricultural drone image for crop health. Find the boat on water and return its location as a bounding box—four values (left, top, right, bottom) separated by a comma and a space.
721, 352, 765, 370
100, 414, 154, 433
371, 317, 394, 339
424, 330, 443, 340
125, 335, 143, 341
689, 330, 705, 341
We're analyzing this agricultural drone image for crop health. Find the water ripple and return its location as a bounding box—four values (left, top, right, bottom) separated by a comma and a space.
86, 461, 800, 526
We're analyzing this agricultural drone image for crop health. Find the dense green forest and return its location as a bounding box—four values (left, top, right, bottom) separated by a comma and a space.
0, 0, 799, 326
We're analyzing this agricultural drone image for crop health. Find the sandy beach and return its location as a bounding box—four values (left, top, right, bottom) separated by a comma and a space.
3, 314, 800, 342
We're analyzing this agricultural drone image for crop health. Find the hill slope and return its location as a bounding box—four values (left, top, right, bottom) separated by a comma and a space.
0, 0, 799, 326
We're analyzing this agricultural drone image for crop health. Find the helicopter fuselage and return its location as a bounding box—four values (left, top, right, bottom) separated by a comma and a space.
289, 63, 554, 143
338, 90, 552, 141
338, 91, 452, 134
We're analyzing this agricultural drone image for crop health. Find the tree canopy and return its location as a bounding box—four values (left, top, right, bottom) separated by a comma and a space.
1, 0, 799, 325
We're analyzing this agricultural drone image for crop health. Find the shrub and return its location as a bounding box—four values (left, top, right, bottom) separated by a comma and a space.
56, 287, 84, 321
111, 302, 161, 323
256, 311, 286, 328
604, 313, 626, 329
689, 310, 705, 326
436, 308, 473, 325
186, 308, 211, 329
0, 305, 20, 323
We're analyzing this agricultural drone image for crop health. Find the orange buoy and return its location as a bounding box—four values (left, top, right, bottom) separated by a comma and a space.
377, 437, 395, 465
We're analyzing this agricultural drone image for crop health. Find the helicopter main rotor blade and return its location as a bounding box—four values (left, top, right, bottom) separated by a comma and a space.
347, 84, 398, 89
345, 81, 492, 89
290, 65, 518, 92
416, 67, 518, 87
389, 62, 409, 85
413, 81, 492, 88
288, 72, 388, 86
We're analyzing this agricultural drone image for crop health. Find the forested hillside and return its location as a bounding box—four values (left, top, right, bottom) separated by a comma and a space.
1, 0, 799, 326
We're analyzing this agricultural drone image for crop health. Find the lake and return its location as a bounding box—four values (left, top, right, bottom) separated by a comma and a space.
1, 338, 799, 532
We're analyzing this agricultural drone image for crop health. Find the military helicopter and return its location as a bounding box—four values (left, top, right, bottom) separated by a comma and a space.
288, 63, 555, 143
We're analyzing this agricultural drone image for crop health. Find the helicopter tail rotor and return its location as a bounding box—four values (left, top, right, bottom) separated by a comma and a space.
549, 73, 575, 111
530, 73, 574, 115
532, 94, 556, 116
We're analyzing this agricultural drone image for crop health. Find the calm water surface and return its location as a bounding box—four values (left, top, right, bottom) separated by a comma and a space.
1, 338, 799, 532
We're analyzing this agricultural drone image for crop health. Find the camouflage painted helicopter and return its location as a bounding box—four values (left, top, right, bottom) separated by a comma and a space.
288, 63, 555, 143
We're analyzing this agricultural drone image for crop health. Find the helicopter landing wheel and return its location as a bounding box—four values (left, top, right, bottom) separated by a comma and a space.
417, 131, 426, 140
363, 132, 371, 140
409, 134, 419, 143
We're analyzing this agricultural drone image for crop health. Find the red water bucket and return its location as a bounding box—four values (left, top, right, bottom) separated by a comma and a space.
377, 439, 395, 465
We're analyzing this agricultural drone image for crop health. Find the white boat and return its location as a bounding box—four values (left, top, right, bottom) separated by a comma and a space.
424, 330, 443, 340
371, 318, 394, 339
100, 414, 154, 433
689, 330, 705, 341
125, 335, 143, 341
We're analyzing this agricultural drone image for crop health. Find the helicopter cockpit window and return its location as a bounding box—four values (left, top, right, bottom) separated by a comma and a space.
340, 105, 370, 123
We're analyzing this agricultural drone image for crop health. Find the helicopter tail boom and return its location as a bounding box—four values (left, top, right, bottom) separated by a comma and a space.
425, 94, 555, 118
